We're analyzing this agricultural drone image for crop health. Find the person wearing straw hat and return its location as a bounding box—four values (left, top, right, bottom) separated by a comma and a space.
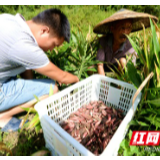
93, 9, 158, 76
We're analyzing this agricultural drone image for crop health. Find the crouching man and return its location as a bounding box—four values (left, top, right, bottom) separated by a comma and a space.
0, 8, 79, 132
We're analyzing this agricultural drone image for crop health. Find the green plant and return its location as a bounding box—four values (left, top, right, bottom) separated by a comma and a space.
64, 29, 100, 80
21, 84, 54, 134
119, 130, 160, 156
0, 141, 12, 156
116, 18, 160, 155
127, 19, 160, 118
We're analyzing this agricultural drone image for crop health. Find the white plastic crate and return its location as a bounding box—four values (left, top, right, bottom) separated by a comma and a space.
35, 74, 141, 156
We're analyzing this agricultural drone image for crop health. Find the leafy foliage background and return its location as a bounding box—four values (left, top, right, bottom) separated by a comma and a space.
100, 5, 160, 19
1, 5, 160, 15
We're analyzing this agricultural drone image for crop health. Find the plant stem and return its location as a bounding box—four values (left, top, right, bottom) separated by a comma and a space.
78, 58, 85, 80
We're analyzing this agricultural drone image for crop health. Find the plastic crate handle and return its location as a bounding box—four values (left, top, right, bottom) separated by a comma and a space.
132, 72, 154, 112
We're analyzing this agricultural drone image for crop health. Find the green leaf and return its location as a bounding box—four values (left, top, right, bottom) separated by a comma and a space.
139, 108, 153, 115
145, 98, 160, 107
57, 42, 70, 53
142, 23, 149, 71
20, 108, 35, 132
120, 139, 127, 148
150, 18, 160, 64
145, 115, 160, 129
86, 68, 97, 72
67, 58, 80, 67
146, 108, 160, 116
78, 43, 85, 56
28, 114, 40, 129
137, 120, 149, 127
129, 130, 133, 140
127, 35, 141, 58
35, 124, 42, 134
86, 60, 100, 66
21, 107, 37, 113
154, 63, 160, 87
128, 120, 139, 126
65, 66, 77, 72
70, 52, 81, 62
128, 120, 149, 127
123, 150, 130, 156
130, 146, 139, 154
126, 61, 142, 88
71, 32, 78, 44
84, 71, 89, 78
34, 95, 40, 102
49, 84, 53, 97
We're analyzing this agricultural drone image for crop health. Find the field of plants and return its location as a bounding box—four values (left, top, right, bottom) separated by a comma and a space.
1, 5, 160, 156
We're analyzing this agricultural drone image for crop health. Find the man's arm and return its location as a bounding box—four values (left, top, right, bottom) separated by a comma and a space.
34, 61, 79, 85
97, 63, 105, 76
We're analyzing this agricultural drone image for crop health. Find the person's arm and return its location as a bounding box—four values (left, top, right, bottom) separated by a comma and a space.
8, 41, 78, 84
97, 63, 105, 76
34, 61, 79, 85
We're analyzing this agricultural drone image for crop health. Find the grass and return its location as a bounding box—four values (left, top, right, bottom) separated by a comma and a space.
0, 114, 47, 156
1, 5, 116, 37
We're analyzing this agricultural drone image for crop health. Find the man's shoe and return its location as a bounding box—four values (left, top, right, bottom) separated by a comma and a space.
1, 117, 27, 132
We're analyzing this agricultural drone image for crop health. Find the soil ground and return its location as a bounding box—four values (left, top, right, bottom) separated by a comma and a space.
0, 114, 48, 156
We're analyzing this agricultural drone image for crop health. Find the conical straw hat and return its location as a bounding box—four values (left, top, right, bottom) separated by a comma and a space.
93, 9, 158, 34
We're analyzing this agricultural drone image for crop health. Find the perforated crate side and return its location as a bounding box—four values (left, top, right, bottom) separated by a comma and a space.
35, 74, 141, 156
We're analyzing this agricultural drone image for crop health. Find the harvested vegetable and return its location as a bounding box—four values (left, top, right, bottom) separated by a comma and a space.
60, 101, 124, 155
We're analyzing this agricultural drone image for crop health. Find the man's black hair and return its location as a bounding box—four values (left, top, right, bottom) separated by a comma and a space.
32, 8, 70, 43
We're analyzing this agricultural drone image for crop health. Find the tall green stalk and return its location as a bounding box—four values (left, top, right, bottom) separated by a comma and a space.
63, 29, 100, 81
118, 18, 160, 155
